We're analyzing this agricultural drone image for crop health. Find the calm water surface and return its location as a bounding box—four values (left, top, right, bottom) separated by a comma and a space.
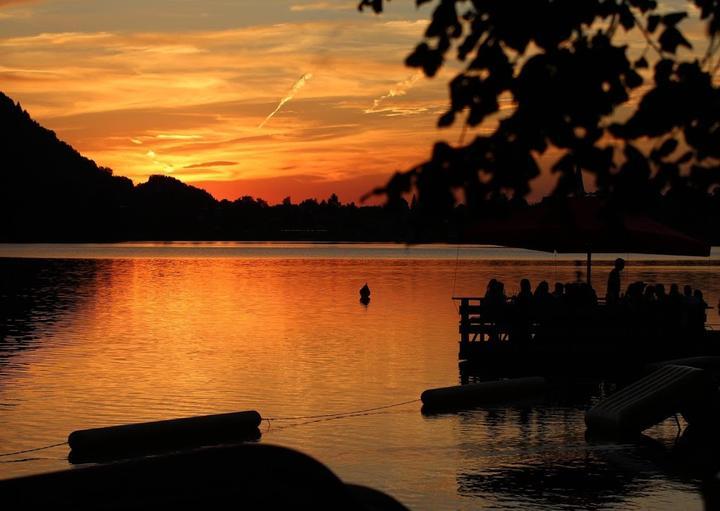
1, 243, 719, 510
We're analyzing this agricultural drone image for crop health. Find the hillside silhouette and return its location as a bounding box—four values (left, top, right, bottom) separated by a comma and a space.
0, 91, 718, 244
0, 92, 418, 242
0, 93, 134, 241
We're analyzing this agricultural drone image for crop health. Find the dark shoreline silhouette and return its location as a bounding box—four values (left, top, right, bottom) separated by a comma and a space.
1, 90, 719, 244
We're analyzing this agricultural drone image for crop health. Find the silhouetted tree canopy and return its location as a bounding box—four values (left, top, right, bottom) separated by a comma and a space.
359, 0, 720, 221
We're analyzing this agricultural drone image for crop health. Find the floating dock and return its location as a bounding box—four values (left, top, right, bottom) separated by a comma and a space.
68, 410, 262, 463
421, 377, 546, 412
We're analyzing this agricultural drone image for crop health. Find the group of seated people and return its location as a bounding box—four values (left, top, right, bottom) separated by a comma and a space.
484, 278, 600, 309
479, 275, 710, 342
616, 281, 709, 334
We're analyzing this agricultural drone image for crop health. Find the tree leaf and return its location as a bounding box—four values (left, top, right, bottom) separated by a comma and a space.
437, 110, 455, 127
662, 12, 687, 27
647, 14, 661, 33
659, 26, 692, 53
634, 56, 649, 69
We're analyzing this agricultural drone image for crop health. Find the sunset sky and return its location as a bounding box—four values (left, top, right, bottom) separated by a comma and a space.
0, 0, 703, 204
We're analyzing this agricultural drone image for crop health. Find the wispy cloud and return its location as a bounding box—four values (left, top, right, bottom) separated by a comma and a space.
156, 134, 203, 140
184, 161, 237, 169
2, 19, 449, 197
1, 31, 115, 46
259, 73, 313, 128
0, 0, 37, 7
365, 73, 421, 113
0, 8, 32, 19
290, 2, 353, 12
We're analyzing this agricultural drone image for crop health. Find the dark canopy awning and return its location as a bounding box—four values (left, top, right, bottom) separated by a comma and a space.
466, 197, 710, 257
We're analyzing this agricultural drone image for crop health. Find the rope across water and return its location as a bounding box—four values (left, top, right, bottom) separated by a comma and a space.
261, 398, 421, 433
0, 441, 67, 458
0, 398, 422, 461
263, 398, 420, 421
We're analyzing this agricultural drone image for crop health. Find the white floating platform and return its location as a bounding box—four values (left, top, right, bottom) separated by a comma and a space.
585, 365, 713, 435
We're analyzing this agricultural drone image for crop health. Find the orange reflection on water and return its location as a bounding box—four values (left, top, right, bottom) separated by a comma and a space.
0, 247, 716, 511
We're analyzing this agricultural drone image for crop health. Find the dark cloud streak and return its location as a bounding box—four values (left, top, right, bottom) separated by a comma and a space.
183, 160, 237, 169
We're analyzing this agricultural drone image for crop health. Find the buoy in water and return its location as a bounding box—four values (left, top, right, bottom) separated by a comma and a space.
359, 283, 371, 305
421, 377, 546, 412
68, 410, 262, 463
359, 283, 371, 300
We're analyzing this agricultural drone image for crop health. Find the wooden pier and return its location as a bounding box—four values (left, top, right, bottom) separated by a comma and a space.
454, 296, 530, 365
452, 296, 720, 376
456, 296, 509, 345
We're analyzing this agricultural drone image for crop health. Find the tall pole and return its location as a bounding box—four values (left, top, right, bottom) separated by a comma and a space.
587, 250, 592, 286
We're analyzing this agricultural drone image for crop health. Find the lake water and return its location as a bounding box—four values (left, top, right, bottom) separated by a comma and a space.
1, 243, 719, 510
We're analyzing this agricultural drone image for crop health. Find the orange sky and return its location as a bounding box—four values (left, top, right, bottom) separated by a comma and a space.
0, 0, 705, 204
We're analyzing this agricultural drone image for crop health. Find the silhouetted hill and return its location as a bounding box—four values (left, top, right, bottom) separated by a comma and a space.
0, 92, 415, 242
0, 92, 133, 241
133, 175, 217, 240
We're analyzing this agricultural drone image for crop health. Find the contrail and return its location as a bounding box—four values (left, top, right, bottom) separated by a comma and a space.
365, 73, 421, 113
259, 73, 313, 128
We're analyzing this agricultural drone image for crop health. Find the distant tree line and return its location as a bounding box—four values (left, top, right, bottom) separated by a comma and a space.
1, 91, 718, 243
115, 176, 420, 242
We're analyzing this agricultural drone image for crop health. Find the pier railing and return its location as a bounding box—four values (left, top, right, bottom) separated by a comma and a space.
452, 295, 716, 361
453, 296, 616, 345
451, 295, 623, 361
453, 297, 514, 345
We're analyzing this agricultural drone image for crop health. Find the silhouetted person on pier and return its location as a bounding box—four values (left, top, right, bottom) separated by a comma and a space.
565, 282, 597, 307
484, 279, 497, 301
483, 279, 507, 342
513, 279, 533, 344
683, 285, 693, 302
484, 279, 506, 307
643, 285, 656, 303
691, 289, 708, 334
548, 282, 567, 324
583, 282, 599, 306
668, 283, 682, 305
655, 284, 667, 303
533, 281, 553, 323
515, 278, 534, 318
667, 283, 684, 332
606, 258, 625, 305
623, 281, 645, 307
517, 279, 533, 302
534, 281, 551, 301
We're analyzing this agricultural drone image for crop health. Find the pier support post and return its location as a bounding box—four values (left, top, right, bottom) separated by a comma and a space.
460, 298, 470, 346
587, 250, 592, 286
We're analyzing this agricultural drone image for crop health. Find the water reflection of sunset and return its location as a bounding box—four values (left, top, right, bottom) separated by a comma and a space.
0, 247, 716, 510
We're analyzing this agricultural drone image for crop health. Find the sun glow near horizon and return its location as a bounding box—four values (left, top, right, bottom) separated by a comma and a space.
2, 0, 684, 204
0, 1, 465, 203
